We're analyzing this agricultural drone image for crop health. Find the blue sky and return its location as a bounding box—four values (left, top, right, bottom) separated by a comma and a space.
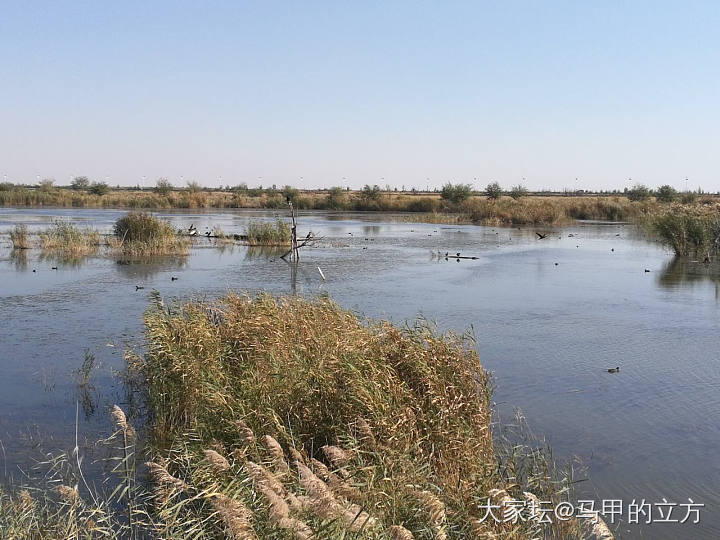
1, 1, 718, 191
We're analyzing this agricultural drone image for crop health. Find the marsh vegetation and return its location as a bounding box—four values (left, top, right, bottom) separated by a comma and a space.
38, 222, 100, 257
110, 212, 190, 256
243, 219, 291, 245
0, 294, 583, 539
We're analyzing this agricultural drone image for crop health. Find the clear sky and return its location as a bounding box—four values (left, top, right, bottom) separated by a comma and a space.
1, 1, 718, 191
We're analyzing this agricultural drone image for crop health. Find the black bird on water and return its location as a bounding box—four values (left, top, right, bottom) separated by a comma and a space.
136, 285, 144, 290
188, 224, 198, 236
607, 367, 620, 373
51, 266, 58, 270
171, 276, 178, 281
536, 232, 548, 239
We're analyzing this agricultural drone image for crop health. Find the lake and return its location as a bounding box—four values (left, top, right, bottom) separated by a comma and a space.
1, 207, 718, 539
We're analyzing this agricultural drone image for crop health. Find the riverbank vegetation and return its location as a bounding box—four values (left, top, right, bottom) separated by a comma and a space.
244, 219, 291, 245
38, 222, 100, 256
110, 212, 190, 256
1, 180, 716, 225
127, 293, 580, 538
647, 206, 720, 259
0, 294, 599, 538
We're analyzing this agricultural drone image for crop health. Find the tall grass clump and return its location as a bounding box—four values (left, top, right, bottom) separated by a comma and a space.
649, 208, 720, 259
9, 224, 30, 249
38, 221, 100, 256
243, 219, 290, 245
111, 212, 190, 256
126, 293, 581, 538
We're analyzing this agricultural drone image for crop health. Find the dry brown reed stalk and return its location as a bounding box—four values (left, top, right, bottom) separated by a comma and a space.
55, 485, 79, 505
146, 460, 188, 507
203, 449, 230, 473
17, 490, 34, 511
211, 493, 256, 540
288, 447, 305, 465
245, 462, 313, 539
296, 461, 377, 531
262, 435, 291, 477
110, 405, 136, 441
235, 419, 256, 446
416, 490, 447, 539
581, 517, 615, 540
310, 458, 363, 503
355, 417, 376, 447
389, 525, 415, 540
321, 445, 352, 468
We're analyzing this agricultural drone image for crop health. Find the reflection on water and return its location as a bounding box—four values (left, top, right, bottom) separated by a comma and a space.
658, 256, 720, 295
114, 256, 188, 279
245, 245, 287, 259
38, 250, 94, 269
10, 248, 28, 271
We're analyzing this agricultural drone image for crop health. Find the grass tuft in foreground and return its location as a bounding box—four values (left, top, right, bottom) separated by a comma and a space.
111, 212, 190, 256
127, 293, 580, 538
243, 219, 291, 245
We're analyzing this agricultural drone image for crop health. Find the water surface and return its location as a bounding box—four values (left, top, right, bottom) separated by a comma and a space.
1, 208, 718, 539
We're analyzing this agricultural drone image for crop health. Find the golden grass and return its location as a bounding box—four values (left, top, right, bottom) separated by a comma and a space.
38, 221, 100, 256
110, 212, 190, 256
9, 224, 30, 249
243, 219, 291, 245
125, 293, 582, 538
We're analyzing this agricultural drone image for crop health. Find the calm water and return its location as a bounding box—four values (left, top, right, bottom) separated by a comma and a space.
1, 208, 718, 539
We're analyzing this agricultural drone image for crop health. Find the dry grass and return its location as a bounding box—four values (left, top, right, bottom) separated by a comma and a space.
9, 224, 30, 249
0, 297, 588, 538
645, 202, 720, 258
244, 219, 291, 245
110, 212, 190, 256
38, 221, 100, 256
125, 293, 581, 538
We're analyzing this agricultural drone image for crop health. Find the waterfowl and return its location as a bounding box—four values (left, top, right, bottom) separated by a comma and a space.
188, 224, 198, 236
644, 269, 651, 273
136, 285, 144, 290
607, 367, 620, 373
51, 266, 58, 270
171, 276, 178, 281
536, 232, 547, 239
456, 252, 460, 257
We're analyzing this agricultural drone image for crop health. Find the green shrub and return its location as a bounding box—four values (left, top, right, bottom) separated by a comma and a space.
440, 182, 473, 204
627, 183, 651, 201
655, 185, 678, 203
509, 184, 529, 200
88, 182, 110, 195
485, 181, 503, 200
70, 176, 90, 190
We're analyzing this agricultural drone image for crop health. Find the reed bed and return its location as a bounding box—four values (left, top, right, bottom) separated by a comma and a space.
0, 297, 589, 538
9, 224, 30, 249
38, 221, 100, 256
244, 219, 291, 245
2, 182, 706, 225
646, 203, 720, 259
110, 212, 190, 256
122, 293, 582, 538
